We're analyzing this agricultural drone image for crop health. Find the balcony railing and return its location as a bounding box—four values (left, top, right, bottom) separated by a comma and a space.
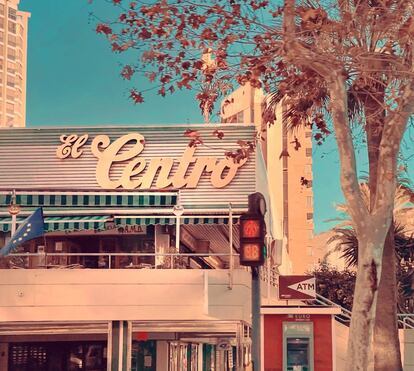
3, 251, 240, 270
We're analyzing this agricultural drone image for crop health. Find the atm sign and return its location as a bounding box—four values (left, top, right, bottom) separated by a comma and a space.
279, 275, 316, 300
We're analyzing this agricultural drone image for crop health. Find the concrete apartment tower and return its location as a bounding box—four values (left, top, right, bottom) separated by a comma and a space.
221, 85, 318, 274
0, 0, 29, 127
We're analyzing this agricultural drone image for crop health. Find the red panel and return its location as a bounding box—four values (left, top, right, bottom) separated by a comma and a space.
263, 315, 283, 371
263, 314, 333, 371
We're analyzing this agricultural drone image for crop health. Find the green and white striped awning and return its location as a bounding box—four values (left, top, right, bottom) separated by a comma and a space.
0, 216, 108, 233
44, 216, 108, 232
0, 215, 237, 232
0, 193, 177, 208
116, 217, 237, 226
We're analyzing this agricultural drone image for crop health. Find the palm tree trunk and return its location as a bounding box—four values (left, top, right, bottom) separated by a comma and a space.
374, 223, 402, 370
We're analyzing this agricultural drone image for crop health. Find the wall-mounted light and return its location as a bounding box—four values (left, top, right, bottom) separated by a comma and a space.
8, 190, 20, 216
173, 204, 184, 217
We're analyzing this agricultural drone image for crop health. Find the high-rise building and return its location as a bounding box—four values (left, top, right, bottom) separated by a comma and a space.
221, 85, 318, 273
0, 0, 29, 127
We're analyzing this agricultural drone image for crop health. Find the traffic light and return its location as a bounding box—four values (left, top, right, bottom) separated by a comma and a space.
239, 213, 265, 266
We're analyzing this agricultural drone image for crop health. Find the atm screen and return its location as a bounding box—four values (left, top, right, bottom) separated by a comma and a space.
286, 337, 310, 371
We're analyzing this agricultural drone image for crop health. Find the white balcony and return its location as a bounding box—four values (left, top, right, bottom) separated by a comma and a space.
0, 268, 252, 323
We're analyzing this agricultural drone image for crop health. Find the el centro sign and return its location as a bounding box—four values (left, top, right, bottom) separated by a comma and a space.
56, 133, 247, 190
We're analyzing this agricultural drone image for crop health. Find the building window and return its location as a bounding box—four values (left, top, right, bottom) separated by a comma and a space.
306, 196, 313, 208
306, 148, 312, 157
304, 164, 312, 175
6, 76, 14, 87
307, 246, 313, 256
7, 48, 16, 60
8, 8, 17, 21
8, 21, 16, 34
306, 212, 313, 220
8, 34, 16, 47
305, 131, 312, 138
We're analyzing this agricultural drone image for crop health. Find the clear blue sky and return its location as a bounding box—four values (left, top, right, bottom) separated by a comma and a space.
20, 0, 204, 125
19, 0, 366, 234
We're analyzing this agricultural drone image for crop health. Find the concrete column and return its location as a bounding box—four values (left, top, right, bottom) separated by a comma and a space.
107, 320, 131, 371
156, 341, 169, 370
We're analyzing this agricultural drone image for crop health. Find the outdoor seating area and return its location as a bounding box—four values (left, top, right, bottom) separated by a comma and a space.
0, 221, 239, 270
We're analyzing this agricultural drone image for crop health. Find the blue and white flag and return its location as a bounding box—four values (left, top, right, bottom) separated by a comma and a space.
0, 208, 44, 256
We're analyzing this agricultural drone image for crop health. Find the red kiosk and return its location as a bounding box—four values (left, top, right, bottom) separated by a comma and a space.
261, 276, 341, 371
261, 306, 340, 371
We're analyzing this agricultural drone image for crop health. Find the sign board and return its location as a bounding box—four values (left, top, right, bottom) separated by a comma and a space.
0, 125, 256, 208
279, 275, 316, 300
46, 225, 147, 236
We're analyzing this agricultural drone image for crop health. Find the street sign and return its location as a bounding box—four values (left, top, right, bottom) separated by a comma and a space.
279, 275, 316, 300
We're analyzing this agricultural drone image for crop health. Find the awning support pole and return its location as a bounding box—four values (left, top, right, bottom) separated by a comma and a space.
228, 203, 233, 290
174, 215, 180, 269
236, 322, 243, 371
10, 189, 17, 235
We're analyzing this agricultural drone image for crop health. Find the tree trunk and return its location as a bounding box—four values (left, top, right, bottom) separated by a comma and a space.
374, 223, 402, 370
365, 92, 402, 370
346, 237, 381, 371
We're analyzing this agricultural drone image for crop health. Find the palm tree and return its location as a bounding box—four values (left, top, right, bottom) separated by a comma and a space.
329, 225, 414, 313
328, 183, 414, 313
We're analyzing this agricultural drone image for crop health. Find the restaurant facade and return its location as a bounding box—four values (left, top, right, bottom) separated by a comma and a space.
0, 124, 280, 371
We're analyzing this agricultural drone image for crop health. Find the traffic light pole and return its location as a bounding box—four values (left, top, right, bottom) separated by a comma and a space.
251, 266, 261, 370
239, 192, 266, 370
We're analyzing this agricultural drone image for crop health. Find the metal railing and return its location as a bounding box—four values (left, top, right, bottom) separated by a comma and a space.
312, 294, 352, 325
313, 294, 414, 329
4, 252, 240, 270
397, 314, 414, 329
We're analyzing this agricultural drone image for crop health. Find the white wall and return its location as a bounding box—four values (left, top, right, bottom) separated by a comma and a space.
404, 329, 414, 370
335, 321, 411, 371
335, 321, 348, 371
0, 269, 251, 323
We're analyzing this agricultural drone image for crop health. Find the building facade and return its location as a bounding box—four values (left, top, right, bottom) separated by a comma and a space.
0, 124, 279, 371
220, 85, 316, 274
0, 0, 29, 128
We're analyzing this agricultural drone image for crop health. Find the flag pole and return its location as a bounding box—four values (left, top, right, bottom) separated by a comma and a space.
41, 208, 47, 266
8, 190, 20, 236
11, 214, 16, 235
